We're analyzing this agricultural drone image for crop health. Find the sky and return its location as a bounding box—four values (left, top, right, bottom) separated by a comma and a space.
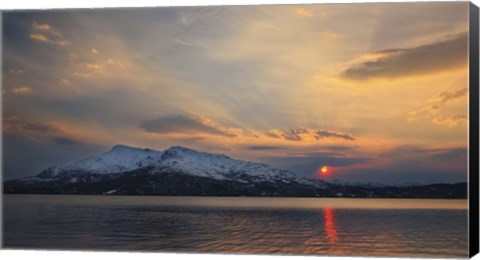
2, 2, 471, 184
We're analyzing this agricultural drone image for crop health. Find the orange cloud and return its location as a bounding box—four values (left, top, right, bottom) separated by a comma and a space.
30, 21, 69, 46
10, 86, 32, 95
432, 115, 467, 127
408, 86, 467, 127
430, 87, 467, 104
296, 7, 314, 17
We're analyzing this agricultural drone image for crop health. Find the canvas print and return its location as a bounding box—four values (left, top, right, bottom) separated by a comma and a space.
2, 2, 478, 258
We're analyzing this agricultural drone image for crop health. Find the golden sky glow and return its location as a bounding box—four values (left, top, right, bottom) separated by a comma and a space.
2, 2, 470, 183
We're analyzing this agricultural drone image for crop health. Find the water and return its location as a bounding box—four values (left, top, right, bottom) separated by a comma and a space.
2, 195, 468, 257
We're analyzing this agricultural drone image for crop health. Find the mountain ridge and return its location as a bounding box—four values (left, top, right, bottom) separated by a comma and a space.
4, 144, 467, 198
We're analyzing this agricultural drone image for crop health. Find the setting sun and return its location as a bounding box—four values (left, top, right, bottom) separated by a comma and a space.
320, 166, 329, 175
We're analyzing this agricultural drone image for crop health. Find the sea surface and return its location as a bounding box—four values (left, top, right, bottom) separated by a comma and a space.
2, 195, 468, 257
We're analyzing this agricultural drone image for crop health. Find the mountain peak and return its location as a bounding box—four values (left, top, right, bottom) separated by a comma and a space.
160, 146, 199, 160
111, 144, 142, 152
168, 145, 196, 152
36, 145, 163, 178
161, 146, 230, 161
109, 144, 161, 154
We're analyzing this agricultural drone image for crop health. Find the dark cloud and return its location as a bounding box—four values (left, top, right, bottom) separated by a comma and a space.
323, 145, 355, 151
3, 117, 91, 148
247, 145, 284, 150
266, 128, 355, 142
278, 128, 308, 141
140, 115, 235, 137
377, 145, 464, 158
341, 32, 467, 81
3, 117, 58, 134
315, 130, 355, 141
265, 131, 280, 139
378, 145, 428, 158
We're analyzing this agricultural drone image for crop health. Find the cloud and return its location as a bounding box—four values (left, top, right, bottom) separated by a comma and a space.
341, 32, 467, 81
295, 8, 314, 17
323, 145, 355, 151
30, 21, 69, 46
247, 145, 284, 150
267, 128, 308, 141
431, 87, 467, 103
11, 86, 32, 94
408, 86, 468, 127
3, 86, 32, 95
3, 117, 58, 134
8, 69, 24, 76
432, 115, 467, 127
3, 116, 88, 145
379, 145, 443, 158
266, 128, 355, 142
71, 58, 126, 78
32, 21, 62, 36
30, 33, 69, 46
140, 115, 236, 137
316, 130, 355, 141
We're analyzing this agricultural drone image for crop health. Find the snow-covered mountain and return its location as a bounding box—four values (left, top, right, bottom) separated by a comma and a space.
36, 145, 320, 186
38, 145, 163, 178
149, 146, 316, 185
4, 145, 467, 198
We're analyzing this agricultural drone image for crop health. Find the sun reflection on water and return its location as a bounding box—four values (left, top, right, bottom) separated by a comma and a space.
323, 208, 339, 246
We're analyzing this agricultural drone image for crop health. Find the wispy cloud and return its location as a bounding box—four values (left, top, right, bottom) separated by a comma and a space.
408, 86, 468, 127
3, 116, 98, 146
432, 115, 467, 127
430, 87, 467, 103
341, 32, 467, 81
5, 86, 32, 95
247, 145, 284, 151
266, 128, 355, 141
30, 21, 69, 46
8, 69, 24, 76
3, 116, 58, 134
295, 7, 314, 17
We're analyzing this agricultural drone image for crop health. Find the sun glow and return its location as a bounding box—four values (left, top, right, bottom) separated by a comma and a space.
321, 166, 328, 174
317, 166, 332, 177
